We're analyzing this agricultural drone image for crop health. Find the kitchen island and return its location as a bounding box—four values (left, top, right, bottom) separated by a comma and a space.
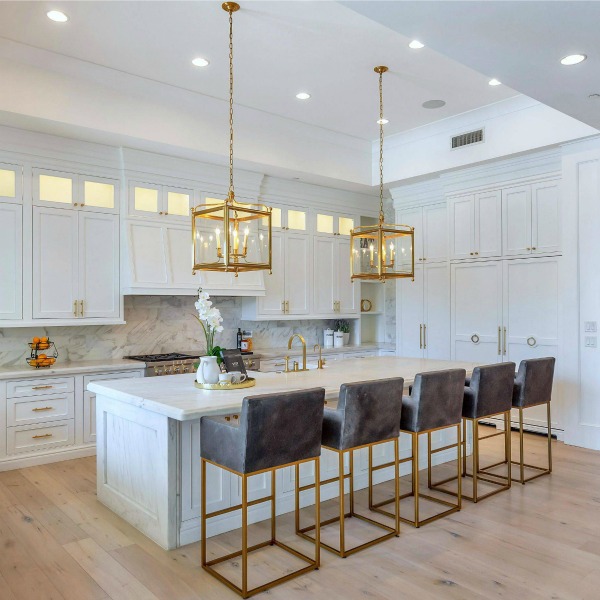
89, 357, 477, 549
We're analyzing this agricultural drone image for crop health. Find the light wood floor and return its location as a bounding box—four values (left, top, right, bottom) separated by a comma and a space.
0, 429, 599, 600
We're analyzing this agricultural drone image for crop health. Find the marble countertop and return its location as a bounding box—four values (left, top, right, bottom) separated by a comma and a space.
88, 356, 478, 422
254, 343, 394, 359
0, 359, 146, 380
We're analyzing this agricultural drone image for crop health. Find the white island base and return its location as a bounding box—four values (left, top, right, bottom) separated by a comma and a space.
91, 357, 477, 550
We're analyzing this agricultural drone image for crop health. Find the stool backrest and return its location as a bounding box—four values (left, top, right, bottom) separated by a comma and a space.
469, 362, 516, 416
408, 369, 467, 431
513, 357, 556, 408
241, 387, 325, 473
336, 378, 404, 449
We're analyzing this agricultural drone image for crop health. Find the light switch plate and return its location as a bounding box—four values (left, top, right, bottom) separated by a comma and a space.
585, 336, 597, 348
585, 321, 598, 333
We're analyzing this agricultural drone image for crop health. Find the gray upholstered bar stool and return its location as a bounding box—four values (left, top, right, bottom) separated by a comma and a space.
370, 369, 466, 528
512, 357, 556, 484
432, 363, 515, 503
296, 378, 403, 558
200, 388, 325, 599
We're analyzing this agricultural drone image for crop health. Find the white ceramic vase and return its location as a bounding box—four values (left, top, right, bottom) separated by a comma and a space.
197, 356, 220, 384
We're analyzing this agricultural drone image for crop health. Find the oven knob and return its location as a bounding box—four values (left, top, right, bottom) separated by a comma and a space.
156, 367, 163, 376
153, 366, 159, 376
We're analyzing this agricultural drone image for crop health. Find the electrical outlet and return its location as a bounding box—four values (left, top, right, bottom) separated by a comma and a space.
585, 321, 598, 333
585, 336, 597, 348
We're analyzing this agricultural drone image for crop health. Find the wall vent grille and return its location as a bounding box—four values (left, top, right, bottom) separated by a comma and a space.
451, 129, 484, 149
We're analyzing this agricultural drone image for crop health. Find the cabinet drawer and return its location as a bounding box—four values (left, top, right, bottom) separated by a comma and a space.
343, 352, 376, 359
7, 377, 74, 398
84, 370, 143, 387
7, 392, 74, 427
7, 419, 75, 455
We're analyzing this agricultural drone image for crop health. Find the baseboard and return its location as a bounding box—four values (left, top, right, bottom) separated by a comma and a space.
0, 444, 96, 471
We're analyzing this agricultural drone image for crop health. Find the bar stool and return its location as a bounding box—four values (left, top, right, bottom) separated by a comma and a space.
296, 378, 403, 557
512, 357, 555, 484
371, 369, 466, 528
200, 388, 325, 599
432, 363, 515, 502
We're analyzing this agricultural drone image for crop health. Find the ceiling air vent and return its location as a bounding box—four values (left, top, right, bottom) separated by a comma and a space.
451, 128, 484, 149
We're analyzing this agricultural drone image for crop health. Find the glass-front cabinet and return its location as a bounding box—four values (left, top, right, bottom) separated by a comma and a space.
129, 181, 193, 221
315, 211, 355, 237
0, 163, 21, 204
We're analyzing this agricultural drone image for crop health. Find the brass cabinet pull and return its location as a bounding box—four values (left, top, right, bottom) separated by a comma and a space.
73, 300, 78, 317
80, 300, 84, 317
532, 247, 537, 251
32, 385, 53, 390
497, 327, 502, 355
32, 433, 53, 439
419, 324, 423, 349
32, 406, 54, 412
73, 202, 78, 207
423, 324, 427, 349
164, 212, 168, 216
527, 336, 537, 347
281, 301, 286, 313
285, 300, 289, 313
503, 327, 507, 355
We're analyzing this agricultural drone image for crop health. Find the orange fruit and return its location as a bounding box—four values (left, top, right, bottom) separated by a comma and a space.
41, 336, 48, 343
38, 354, 47, 359
33, 336, 40, 344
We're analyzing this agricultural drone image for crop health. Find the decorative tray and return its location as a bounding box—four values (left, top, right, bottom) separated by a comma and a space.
194, 377, 256, 391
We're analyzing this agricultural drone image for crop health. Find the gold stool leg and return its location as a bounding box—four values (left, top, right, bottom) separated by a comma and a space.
505, 412, 512, 488
472, 419, 479, 503
394, 437, 400, 536
519, 407, 525, 484
462, 419, 468, 476
271, 468, 276, 544
414, 433, 420, 527
314, 457, 321, 568
338, 450, 346, 557
456, 423, 462, 510
295, 463, 300, 532
241, 473, 248, 598
368, 444, 373, 509
349, 448, 355, 515
201, 458, 207, 567
547, 402, 553, 473
427, 431, 432, 489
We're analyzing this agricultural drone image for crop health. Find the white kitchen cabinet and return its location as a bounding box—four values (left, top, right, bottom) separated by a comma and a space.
313, 236, 359, 317
449, 191, 501, 260
502, 181, 560, 258
255, 231, 285, 315
129, 180, 193, 222
397, 263, 450, 359
0, 163, 21, 203
33, 207, 119, 320
285, 232, 311, 315
0, 203, 23, 320
398, 203, 447, 264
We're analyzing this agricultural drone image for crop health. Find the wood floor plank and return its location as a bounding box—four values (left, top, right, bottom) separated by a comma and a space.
63, 538, 161, 600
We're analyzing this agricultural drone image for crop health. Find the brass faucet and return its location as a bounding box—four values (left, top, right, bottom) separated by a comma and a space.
287, 333, 307, 372
313, 344, 326, 369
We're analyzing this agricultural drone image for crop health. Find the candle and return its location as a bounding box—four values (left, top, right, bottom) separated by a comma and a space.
243, 227, 249, 252
390, 242, 394, 260
369, 243, 374, 263
215, 228, 220, 249
233, 228, 239, 253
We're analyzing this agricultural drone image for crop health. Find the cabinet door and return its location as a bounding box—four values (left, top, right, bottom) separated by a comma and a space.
423, 203, 448, 263
33, 169, 75, 208
257, 231, 286, 316
397, 266, 424, 358
165, 226, 201, 288
451, 261, 503, 362
0, 203, 22, 319
449, 195, 474, 259
398, 206, 423, 263
532, 181, 560, 254
502, 186, 531, 256
129, 182, 162, 218
475, 190, 502, 258
79, 212, 120, 318
503, 258, 560, 430
33, 207, 79, 319
81, 176, 118, 214
83, 390, 97, 444
313, 236, 336, 314
285, 233, 310, 314
337, 238, 358, 314
0, 163, 21, 203
165, 187, 193, 222
424, 263, 450, 360
127, 221, 169, 286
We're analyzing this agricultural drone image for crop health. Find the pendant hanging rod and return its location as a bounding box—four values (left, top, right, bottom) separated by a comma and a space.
374, 66, 388, 224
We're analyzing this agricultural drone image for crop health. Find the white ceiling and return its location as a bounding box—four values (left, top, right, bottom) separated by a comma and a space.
346, 1, 600, 131
0, 1, 517, 142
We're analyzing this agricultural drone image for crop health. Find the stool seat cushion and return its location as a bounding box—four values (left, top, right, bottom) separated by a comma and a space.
322, 378, 404, 451
401, 369, 466, 433
512, 357, 555, 408
462, 362, 516, 419
201, 388, 325, 474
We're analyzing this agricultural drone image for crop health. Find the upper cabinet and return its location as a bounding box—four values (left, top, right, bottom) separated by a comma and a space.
449, 190, 502, 260
129, 181, 193, 222
398, 203, 447, 264
0, 163, 21, 204
503, 180, 560, 256
34, 169, 119, 214
0, 203, 23, 320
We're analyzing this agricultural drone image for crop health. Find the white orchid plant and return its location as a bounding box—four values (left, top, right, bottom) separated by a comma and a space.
194, 288, 224, 359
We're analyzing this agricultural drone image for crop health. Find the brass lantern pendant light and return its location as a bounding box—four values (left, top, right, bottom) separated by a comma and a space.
192, 2, 272, 277
350, 66, 414, 282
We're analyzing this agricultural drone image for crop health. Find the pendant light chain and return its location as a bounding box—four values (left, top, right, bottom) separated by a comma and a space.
378, 70, 384, 224
228, 7, 235, 199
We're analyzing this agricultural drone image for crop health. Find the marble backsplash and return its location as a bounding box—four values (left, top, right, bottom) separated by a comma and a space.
0, 296, 343, 367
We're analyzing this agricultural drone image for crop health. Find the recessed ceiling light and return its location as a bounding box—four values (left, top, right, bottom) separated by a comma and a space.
489, 78, 502, 86
409, 40, 425, 49
47, 10, 68, 22
376, 118, 389, 125
295, 92, 311, 100
422, 99, 446, 109
561, 54, 587, 66
192, 57, 210, 67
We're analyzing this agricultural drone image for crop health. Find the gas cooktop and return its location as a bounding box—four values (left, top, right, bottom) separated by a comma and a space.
125, 352, 201, 363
